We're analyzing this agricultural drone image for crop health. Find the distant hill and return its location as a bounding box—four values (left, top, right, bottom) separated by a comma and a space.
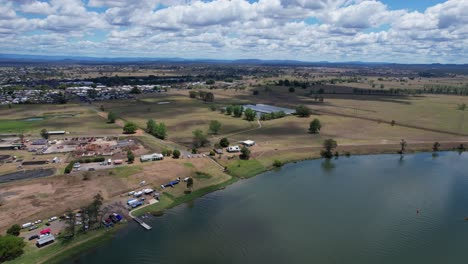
0, 53, 467, 70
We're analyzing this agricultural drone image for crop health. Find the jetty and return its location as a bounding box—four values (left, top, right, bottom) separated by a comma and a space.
133, 216, 152, 230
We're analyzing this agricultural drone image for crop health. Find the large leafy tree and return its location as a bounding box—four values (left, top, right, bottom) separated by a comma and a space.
219, 137, 230, 148
192, 129, 209, 148
295, 105, 311, 117
309, 118, 322, 134
107, 111, 117, 123
244, 108, 256, 121
123, 122, 138, 134
40, 128, 49, 139
209, 120, 222, 135
321, 139, 338, 159
0, 235, 26, 262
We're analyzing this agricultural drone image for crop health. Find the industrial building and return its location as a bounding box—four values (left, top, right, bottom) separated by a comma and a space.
242, 104, 295, 115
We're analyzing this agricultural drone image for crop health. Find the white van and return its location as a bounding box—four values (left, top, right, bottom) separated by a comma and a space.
22, 222, 33, 229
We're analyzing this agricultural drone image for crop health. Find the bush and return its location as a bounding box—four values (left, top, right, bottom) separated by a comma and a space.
6, 225, 20, 236
123, 122, 138, 134
273, 160, 283, 167
64, 161, 76, 174
295, 105, 311, 117
172, 149, 181, 159
219, 137, 230, 148
209, 150, 216, 156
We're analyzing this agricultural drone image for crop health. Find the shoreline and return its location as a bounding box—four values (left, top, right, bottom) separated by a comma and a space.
8, 144, 466, 264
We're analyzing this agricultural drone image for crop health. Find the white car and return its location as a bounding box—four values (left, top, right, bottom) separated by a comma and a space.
34, 220, 42, 224
48, 216, 58, 222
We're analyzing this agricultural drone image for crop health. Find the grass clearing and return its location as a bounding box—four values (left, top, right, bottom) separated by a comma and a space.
183, 162, 195, 168
225, 159, 266, 178
109, 165, 143, 179
194, 171, 212, 179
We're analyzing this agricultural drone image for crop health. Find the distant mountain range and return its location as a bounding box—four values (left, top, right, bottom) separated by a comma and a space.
0, 53, 466, 68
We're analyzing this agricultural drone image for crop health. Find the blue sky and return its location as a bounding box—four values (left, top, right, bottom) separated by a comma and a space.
0, 0, 467, 63
382, 0, 446, 11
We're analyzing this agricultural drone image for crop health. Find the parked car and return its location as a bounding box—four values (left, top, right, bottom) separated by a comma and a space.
34, 220, 42, 224
29, 225, 38, 231
28, 235, 39, 241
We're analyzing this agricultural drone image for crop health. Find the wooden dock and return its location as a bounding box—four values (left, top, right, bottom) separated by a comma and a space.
133, 217, 152, 230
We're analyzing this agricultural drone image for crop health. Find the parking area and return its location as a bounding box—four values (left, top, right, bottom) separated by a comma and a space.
72, 162, 118, 172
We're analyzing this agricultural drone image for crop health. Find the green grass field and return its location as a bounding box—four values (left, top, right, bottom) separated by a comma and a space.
0, 104, 121, 135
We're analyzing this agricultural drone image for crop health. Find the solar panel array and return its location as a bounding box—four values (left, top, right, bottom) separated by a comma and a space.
243, 104, 295, 115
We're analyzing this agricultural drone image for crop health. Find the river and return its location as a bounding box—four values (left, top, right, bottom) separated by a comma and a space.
65, 152, 468, 264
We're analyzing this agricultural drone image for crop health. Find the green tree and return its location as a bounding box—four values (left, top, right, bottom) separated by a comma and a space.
309, 118, 322, 134
321, 139, 338, 159
295, 105, 311, 117
63, 210, 76, 239
123, 122, 138, 134
130, 86, 141, 94
6, 225, 20, 236
289, 87, 295, 93
244, 108, 256, 121
219, 137, 230, 148
204, 92, 215, 102
433, 142, 441, 152
240, 146, 251, 160
40, 128, 49, 139
209, 120, 222, 135
189, 91, 197, 98
154, 123, 167, 140
232, 105, 243, 117
172, 149, 181, 159
226, 105, 233, 115
127, 150, 135, 163
0, 235, 26, 262
146, 119, 157, 133
107, 111, 117, 123
192, 129, 209, 148
186, 177, 194, 192
87, 193, 103, 227
206, 79, 215, 85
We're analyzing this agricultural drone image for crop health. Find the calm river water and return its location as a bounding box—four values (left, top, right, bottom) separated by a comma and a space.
65, 152, 468, 264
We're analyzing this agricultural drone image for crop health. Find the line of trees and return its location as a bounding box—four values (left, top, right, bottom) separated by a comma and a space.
260, 111, 286, 121
189, 91, 215, 102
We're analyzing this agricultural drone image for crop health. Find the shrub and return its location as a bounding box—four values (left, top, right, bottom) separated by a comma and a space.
172, 149, 181, 159
6, 225, 20, 236
273, 160, 283, 167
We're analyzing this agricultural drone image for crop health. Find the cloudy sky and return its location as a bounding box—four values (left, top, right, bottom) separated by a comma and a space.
1, 0, 467, 63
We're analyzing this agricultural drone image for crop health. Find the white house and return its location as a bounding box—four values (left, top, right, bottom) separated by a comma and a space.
140, 153, 164, 162
240, 140, 255, 147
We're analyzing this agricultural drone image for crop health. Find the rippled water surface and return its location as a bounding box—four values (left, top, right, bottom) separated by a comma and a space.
66, 152, 468, 264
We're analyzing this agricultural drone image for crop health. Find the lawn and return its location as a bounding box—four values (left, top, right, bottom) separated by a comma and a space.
0, 104, 121, 136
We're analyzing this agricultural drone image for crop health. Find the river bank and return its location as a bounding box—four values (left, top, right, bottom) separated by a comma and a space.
7, 141, 467, 264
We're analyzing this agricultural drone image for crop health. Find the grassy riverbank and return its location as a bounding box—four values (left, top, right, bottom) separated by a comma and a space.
7, 225, 124, 264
